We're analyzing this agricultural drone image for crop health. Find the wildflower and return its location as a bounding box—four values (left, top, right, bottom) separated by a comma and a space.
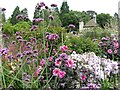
59, 53, 68, 60
40, 59, 45, 66
113, 41, 119, 49
40, 2, 45, 7
68, 24, 75, 28
53, 68, 60, 76
60, 45, 68, 52
114, 49, 118, 54
81, 75, 86, 80
58, 71, 66, 78
30, 25, 38, 31
34, 66, 42, 77
46, 34, 59, 41
2, 8, 6, 11
52, 48, 57, 53
51, 4, 57, 7
15, 32, 20, 36
16, 36, 22, 40
107, 49, 112, 54
45, 6, 48, 9
49, 56, 53, 62
49, 15, 54, 20
33, 18, 44, 23
101, 37, 108, 41
66, 59, 74, 68
55, 60, 61, 67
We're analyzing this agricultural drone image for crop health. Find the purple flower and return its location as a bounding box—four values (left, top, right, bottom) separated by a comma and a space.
2, 34, 7, 38
30, 25, 38, 31
15, 32, 20, 36
46, 34, 59, 41
59, 53, 68, 60
45, 6, 48, 9
51, 4, 57, 7
16, 52, 23, 58
16, 36, 22, 40
16, 15, 22, 20
0, 48, 9, 55
33, 18, 44, 23
2, 8, 6, 11
7, 55, 14, 60
68, 24, 75, 28
24, 78, 30, 82
49, 15, 54, 20
40, 2, 45, 7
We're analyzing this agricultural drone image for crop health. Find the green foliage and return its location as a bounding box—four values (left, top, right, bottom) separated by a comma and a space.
60, 1, 69, 14
10, 6, 21, 25
33, 3, 40, 18
21, 8, 28, 17
101, 79, 113, 90
65, 36, 101, 55
96, 13, 112, 28
81, 27, 111, 40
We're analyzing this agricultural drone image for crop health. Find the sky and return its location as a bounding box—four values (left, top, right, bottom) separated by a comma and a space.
0, 0, 120, 20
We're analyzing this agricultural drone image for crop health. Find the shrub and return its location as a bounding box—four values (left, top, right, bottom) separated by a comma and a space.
65, 36, 101, 55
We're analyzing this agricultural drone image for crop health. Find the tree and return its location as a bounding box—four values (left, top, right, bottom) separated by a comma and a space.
33, 3, 40, 19
96, 13, 112, 28
21, 8, 28, 17
60, 1, 69, 14
10, 6, 20, 25
1, 12, 6, 22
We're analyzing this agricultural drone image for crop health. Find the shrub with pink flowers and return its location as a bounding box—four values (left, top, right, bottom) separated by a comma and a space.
99, 36, 119, 61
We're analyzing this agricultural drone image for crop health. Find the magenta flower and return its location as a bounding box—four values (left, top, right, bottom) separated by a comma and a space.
107, 49, 112, 54
55, 60, 61, 67
30, 25, 38, 31
53, 68, 60, 76
51, 4, 57, 7
49, 56, 53, 62
66, 59, 74, 68
81, 75, 86, 81
58, 71, 66, 78
34, 66, 42, 77
40, 59, 45, 66
114, 49, 118, 54
68, 24, 75, 28
60, 45, 68, 52
113, 42, 119, 49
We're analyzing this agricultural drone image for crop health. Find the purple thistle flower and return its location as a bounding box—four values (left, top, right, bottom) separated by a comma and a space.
24, 78, 30, 82
7, 55, 14, 60
68, 24, 75, 28
46, 34, 59, 41
16, 15, 23, 20
26, 75, 32, 79
1, 48, 9, 55
2, 8, 6, 11
49, 15, 54, 20
16, 52, 23, 58
51, 4, 57, 7
33, 18, 44, 23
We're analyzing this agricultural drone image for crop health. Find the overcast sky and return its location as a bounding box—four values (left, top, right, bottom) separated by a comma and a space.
0, 0, 120, 20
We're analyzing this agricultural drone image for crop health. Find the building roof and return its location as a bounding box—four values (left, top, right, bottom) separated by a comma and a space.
84, 19, 97, 27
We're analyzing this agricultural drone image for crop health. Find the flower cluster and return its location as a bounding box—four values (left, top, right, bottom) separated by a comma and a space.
99, 36, 119, 60
69, 51, 118, 87
46, 33, 59, 41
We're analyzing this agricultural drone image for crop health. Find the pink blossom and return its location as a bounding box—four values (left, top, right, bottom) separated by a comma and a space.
58, 71, 66, 78
107, 49, 112, 54
60, 45, 68, 52
49, 56, 53, 62
34, 66, 42, 77
53, 68, 60, 76
40, 59, 45, 66
66, 59, 74, 68
113, 42, 119, 49
81, 75, 86, 80
114, 49, 118, 54
55, 60, 61, 67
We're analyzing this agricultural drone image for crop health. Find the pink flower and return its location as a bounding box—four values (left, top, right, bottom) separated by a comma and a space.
55, 60, 61, 67
53, 68, 60, 76
66, 59, 74, 68
107, 49, 112, 54
52, 49, 57, 53
114, 49, 118, 54
40, 59, 45, 66
113, 42, 119, 49
60, 45, 68, 52
49, 56, 53, 62
58, 71, 66, 78
34, 66, 42, 77
81, 75, 86, 80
